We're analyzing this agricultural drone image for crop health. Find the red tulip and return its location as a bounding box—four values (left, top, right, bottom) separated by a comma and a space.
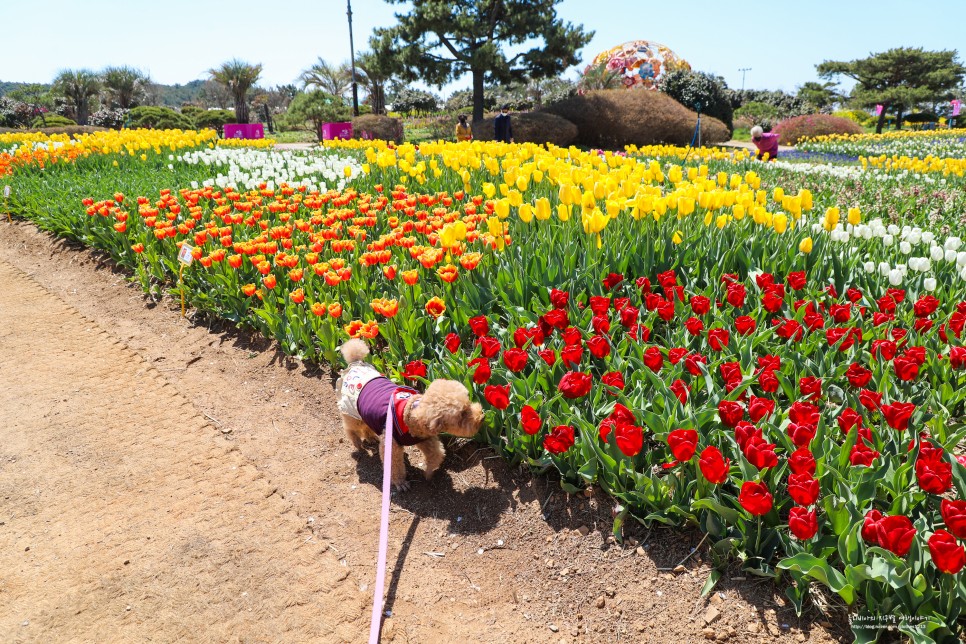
520, 405, 541, 435
788, 506, 818, 540
950, 346, 966, 369
587, 335, 610, 359
643, 346, 663, 372
615, 424, 643, 457
698, 446, 730, 484
882, 401, 915, 431
893, 355, 919, 381
726, 283, 747, 308
788, 447, 816, 476
667, 429, 698, 461
718, 400, 744, 428
558, 371, 592, 399
670, 379, 689, 404
468, 357, 491, 384
743, 435, 778, 470
916, 457, 953, 494
739, 481, 773, 516
444, 332, 461, 353
403, 360, 427, 380
601, 371, 625, 393
837, 407, 864, 434
850, 441, 880, 466
858, 389, 882, 411
685, 316, 705, 336
787, 271, 806, 290
748, 396, 775, 423
708, 328, 730, 351
861, 509, 883, 545
876, 515, 917, 557
787, 472, 820, 506
758, 368, 779, 393
720, 362, 742, 387
734, 315, 757, 336
484, 384, 510, 410
589, 296, 611, 316
941, 499, 966, 540
544, 425, 574, 454
560, 344, 583, 368
502, 348, 528, 372
690, 295, 711, 315
468, 315, 489, 337
787, 422, 816, 449
684, 352, 707, 376
538, 348, 557, 366
476, 335, 501, 358
788, 401, 820, 426
798, 376, 822, 401
928, 530, 966, 574
550, 288, 569, 309
734, 421, 760, 450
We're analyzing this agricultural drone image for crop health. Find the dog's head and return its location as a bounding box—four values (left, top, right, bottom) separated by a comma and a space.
407, 379, 482, 439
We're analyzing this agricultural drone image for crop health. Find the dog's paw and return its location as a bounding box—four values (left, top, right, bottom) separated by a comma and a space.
391, 480, 411, 493
423, 468, 438, 481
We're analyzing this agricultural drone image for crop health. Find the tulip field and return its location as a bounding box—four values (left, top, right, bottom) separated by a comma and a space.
5, 127, 966, 642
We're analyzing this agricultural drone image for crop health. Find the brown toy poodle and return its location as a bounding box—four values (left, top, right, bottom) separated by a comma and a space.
337, 339, 482, 491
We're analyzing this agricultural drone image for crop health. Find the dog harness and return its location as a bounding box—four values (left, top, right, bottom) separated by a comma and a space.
339, 363, 424, 446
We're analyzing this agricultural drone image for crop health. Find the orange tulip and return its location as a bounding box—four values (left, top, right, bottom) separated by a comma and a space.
263, 274, 277, 289
290, 288, 305, 304
311, 302, 326, 316
402, 270, 419, 285
242, 283, 257, 297
328, 303, 343, 318
425, 297, 446, 318
437, 264, 458, 283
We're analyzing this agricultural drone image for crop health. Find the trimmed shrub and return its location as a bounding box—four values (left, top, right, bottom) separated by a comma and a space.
773, 114, 864, 145
833, 109, 875, 127
89, 108, 129, 129
127, 106, 194, 130
542, 90, 730, 148
192, 109, 235, 131
658, 70, 733, 132
352, 114, 404, 143
471, 111, 578, 147
30, 114, 75, 128
0, 125, 107, 136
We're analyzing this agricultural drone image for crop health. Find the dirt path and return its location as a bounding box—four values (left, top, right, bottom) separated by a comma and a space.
0, 258, 366, 642
0, 220, 847, 643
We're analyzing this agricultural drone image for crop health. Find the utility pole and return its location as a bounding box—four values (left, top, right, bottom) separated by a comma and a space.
739, 67, 751, 93
347, 0, 360, 116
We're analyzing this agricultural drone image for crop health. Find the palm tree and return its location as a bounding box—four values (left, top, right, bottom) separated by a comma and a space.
299, 58, 352, 99
52, 69, 101, 125
208, 59, 263, 124
356, 51, 391, 115
101, 66, 151, 109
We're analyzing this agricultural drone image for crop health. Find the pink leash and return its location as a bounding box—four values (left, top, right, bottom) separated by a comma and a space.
368, 400, 394, 643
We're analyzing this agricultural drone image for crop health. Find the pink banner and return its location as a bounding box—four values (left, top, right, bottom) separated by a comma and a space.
875, 104, 884, 116
321, 122, 353, 140
223, 123, 264, 139
952, 100, 962, 117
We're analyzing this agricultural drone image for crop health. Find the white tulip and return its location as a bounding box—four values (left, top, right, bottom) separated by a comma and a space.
945, 237, 962, 251
899, 241, 912, 254
864, 261, 876, 273
879, 262, 892, 276
888, 224, 899, 235
924, 277, 937, 291
888, 269, 903, 286
882, 234, 894, 247
946, 249, 959, 263
922, 232, 935, 244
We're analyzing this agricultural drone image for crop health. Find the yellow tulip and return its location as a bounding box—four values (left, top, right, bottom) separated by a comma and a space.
672, 230, 683, 244
773, 213, 788, 234
581, 189, 597, 212
495, 199, 510, 219
487, 216, 505, 251
800, 189, 813, 211
678, 196, 695, 216
799, 237, 813, 253
715, 214, 729, 229
605, 199, 621, 218
482, 182, 496, 198
518, 203, 534, 223
557, 204, 571, 221
733, 204, 745, 220
773, 187, 784, 202
515, 175, 529, 192
558, 184, 573, 205
848, 207, 861, 225
362, 163, 371, 174
535, 197, 551, 220
823, 207, 840, 232
499, 183, 509, 197
507, 189, 523, 207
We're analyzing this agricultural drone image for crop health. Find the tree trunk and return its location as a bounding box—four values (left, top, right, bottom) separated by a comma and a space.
895, 106, 903, 131
875, 104, 888, 134
235, 94, 248, 124
76, 99, 89, 126
472, 69, 485, 123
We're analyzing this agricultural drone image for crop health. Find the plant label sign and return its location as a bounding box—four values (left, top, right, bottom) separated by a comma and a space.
177, 243, 194, 265
3, 186, 9, 198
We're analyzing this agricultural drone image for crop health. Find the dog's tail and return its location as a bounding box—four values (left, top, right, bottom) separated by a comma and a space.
340, 338, 370, 363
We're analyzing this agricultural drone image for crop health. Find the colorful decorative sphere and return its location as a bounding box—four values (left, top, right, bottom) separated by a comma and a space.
585, 40, 691, 90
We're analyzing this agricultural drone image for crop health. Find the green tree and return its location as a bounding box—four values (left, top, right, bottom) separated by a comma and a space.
356, 51, 392, 115
389, 86, 439, 114
101, 66, 150, 109
284, 90, 351, 141
299, 58, 352, 99
208, 59, 263, 124
52, 69, 101, 125
796, 81, 841, 112
817, 47, 965, 133
372, 0, 593, 121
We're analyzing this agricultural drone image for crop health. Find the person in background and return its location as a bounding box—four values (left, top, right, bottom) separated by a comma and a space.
750, 125, 779, 161
494, 104, 513, 143
455, 114, 472, 142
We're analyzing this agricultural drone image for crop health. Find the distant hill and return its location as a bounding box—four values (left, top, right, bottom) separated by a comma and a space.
0, 79, 208, 107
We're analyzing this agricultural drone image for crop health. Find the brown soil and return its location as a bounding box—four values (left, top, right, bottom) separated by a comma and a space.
0, 220, 850, 643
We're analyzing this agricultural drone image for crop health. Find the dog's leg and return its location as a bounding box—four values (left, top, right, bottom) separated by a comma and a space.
416, 437, 446, 480
379, 438, 410, 491
342, 415, 365, 450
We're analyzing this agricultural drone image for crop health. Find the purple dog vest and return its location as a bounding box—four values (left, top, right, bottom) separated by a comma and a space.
357, 377, 424, 446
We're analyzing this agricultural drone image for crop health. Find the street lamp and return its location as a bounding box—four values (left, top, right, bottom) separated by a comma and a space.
347, 0, 360, 116
739, 67, 752, 93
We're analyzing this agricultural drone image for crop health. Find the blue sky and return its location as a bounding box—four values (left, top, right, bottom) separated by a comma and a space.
3, 0, 965, 96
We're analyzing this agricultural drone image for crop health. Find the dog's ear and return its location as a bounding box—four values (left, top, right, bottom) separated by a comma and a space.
460, 403, 483, 435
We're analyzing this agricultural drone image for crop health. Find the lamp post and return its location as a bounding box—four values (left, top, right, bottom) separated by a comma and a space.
347, 0, 360, 116
739, 67, 751, 93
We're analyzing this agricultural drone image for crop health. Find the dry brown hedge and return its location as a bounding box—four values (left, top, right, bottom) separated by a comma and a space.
541, 90, 730, 149
352, 115, 404, 143
471, 111, 578, 147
